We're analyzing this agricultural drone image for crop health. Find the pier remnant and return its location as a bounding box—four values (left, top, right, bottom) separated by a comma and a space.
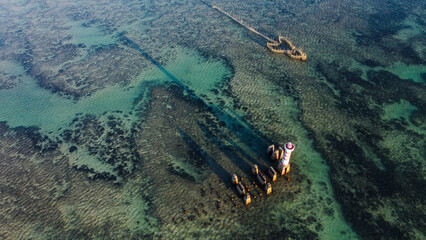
271, 149, 279, 160
266, 145, 275, 156
231, 173, 249, 203
265, 183, 272, 195
231, 174, 239, 184
251, 164, 259, 175
270, 145, 284, 161
267, 166, 277, 181
244, 193, 252, 205
236, 182, 246, 196
202, 0, 307, 61
228, 142, 294, 206
278, 147, 284, 159
256, 172, 267, 186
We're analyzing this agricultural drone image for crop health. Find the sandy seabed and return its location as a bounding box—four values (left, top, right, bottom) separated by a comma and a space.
0, 0, 424, 239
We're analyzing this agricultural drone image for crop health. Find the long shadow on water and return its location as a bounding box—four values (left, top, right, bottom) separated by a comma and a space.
177, 128, 231, 187
196, 121, 252, 174
197, 120, 269, 171
122, 34, 273, 175
224, 107, 270, 152
179, 127, 253, 200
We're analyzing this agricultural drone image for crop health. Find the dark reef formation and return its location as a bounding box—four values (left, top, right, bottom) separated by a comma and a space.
60, 113, 141, 182
302, 62, 426, 239
0, 0, 424, 238
0, 122, 158, 239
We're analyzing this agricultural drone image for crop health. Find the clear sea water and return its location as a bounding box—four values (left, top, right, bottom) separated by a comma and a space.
0, 0, 424, 239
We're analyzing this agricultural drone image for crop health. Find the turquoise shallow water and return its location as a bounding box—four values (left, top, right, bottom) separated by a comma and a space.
0, 47, 228, 135
0, 0, 424, 239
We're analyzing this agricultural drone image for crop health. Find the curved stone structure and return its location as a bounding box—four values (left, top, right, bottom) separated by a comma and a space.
267, 36, 307, 61
202, 0, 307, 61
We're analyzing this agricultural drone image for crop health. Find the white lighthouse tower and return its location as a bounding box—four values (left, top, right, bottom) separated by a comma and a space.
277, 142, 294, 175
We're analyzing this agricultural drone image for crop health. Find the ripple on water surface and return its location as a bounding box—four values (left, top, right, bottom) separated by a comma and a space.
0, 46, 230, 135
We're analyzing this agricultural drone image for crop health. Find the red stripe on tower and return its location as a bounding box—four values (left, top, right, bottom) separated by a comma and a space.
281, 142, 294, 166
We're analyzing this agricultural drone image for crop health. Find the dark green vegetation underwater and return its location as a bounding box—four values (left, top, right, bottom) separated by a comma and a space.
0, 0, 424, 239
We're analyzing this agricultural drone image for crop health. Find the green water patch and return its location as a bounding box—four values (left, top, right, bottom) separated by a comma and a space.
0, 46, 229, 135
0, 0, 42, 16
350, 60, 425, 85
382, 100, 418, 121
0, 46, 230, 182
0, 59, 145, 135
383, 62, 425, 85
291, 140, 359, 240
394, 15, 425, 41
52, 19, 121, 71
382, 100, 425, 135
0, 59, 26, 76
64, 20, 118, 49
0, 59, 25, 89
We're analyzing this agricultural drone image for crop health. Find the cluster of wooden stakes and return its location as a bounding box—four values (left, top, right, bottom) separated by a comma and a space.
230, 143, 293, 205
